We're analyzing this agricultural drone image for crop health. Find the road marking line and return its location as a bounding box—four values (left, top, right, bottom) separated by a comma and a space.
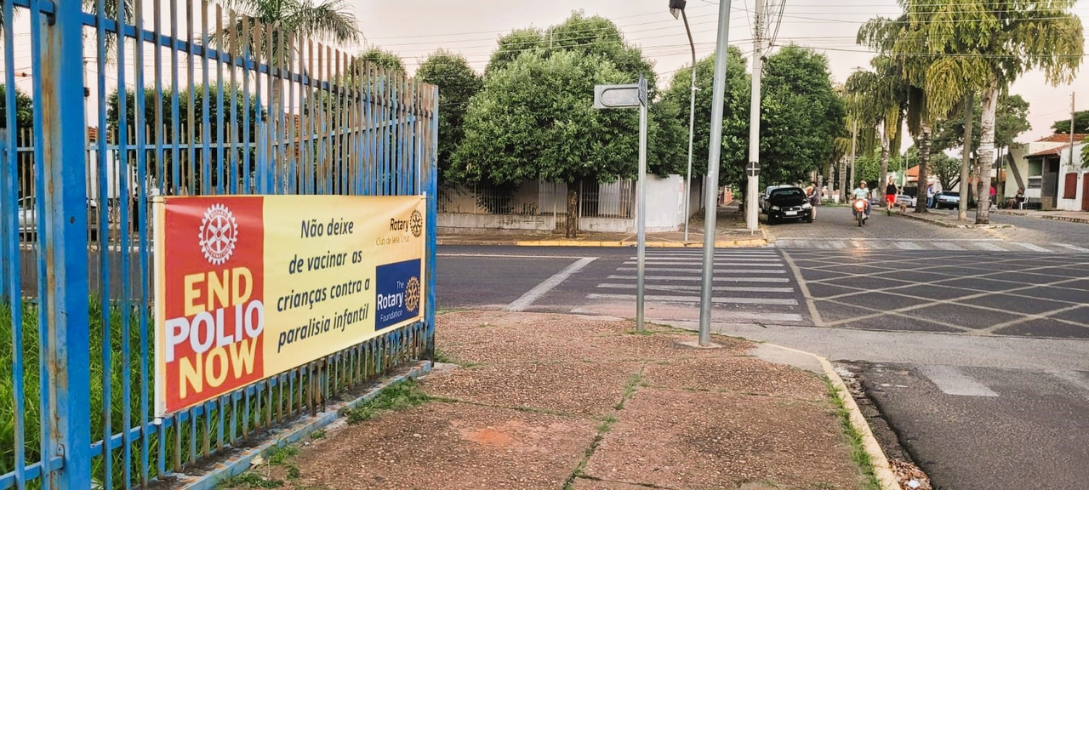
620, 261, 785, 269
780, 249, 824, 327
608, 275, 793, 283
439, 253, 588, 259
1051, 243, 1089, 252
505, 257, 597, 312
919, 365, 998, 397
588, 293, 798, 306
930, 241, 964, 250
893, 241, 924, 250
1007, 241, 1052, 252
969, 241, 1005, 251
597, 283, 795, 293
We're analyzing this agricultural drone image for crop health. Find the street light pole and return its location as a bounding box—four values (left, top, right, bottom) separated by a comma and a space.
699, 0, 733, 346
670, 0, 697, 244
745, 0, 765, 234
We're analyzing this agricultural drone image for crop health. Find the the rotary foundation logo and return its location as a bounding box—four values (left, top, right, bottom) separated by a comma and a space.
199, 203, 238, 265
405, 276, 421, 312
409, 209, 424, 238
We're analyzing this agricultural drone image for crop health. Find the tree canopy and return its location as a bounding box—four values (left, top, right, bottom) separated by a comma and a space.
1053, 111, 1089, 135
416, 51, 483, 182
359, 48, 406, 75
760, 45, 846, 186
659, 48, 750, 188
932, 94, 1030, 153
0, 85, 33, 134
454, 49, 641, 185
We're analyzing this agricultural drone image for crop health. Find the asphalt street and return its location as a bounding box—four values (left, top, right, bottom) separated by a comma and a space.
436, 205, 1089, 489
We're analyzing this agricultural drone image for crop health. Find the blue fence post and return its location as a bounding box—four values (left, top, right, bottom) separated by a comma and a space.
40, 1, 92, 489
425, 86, 438, 359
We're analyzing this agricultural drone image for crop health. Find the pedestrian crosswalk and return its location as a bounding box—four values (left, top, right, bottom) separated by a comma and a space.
774, 238, 1089, 253
586, 249, 805, 324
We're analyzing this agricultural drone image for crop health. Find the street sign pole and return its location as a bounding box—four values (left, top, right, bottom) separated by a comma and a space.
595, 79, 650, 333
636, 76, 648, 333
699, 0, 733, 346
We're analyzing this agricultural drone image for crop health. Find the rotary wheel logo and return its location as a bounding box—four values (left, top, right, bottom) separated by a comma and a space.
199, 203, 238, 265
405, 276, 421, 313
409, 210, 423, 238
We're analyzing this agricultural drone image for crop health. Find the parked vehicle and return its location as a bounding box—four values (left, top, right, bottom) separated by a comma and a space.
934, 191, 960, 209
765, 187, 814, 224
760, 185, 791, 213
852, 198, 868, 227
896, 185, 918, 209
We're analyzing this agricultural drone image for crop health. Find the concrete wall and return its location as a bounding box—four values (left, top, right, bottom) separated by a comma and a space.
438, 213, 556, 231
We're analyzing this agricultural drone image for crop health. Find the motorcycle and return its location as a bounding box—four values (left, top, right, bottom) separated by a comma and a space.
852, 198, 868, 227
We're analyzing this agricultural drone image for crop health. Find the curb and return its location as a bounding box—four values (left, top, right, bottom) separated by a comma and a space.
178, 362, 432, 490
757, 343, 900, 491
903, 212, 1011, 230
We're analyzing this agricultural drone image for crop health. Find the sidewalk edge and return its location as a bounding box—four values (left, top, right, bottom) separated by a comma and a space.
760, 343, 901, 491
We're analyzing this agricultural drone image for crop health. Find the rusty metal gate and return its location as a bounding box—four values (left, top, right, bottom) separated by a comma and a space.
0, 0, 438, 489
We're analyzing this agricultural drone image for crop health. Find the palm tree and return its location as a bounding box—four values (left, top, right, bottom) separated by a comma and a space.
858, 13, 936, 214
868, 0, 1083, 224
218, 0, 360, 60
845, 55, 907, 198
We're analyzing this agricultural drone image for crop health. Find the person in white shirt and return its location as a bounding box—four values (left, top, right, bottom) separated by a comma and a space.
852, 181, 871, 218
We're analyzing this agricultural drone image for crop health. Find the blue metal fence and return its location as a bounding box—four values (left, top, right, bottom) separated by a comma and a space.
1, 0, 438, 489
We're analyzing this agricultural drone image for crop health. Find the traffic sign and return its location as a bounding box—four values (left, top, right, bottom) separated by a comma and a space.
746, 161, 761, 177
594, 83, 643, 109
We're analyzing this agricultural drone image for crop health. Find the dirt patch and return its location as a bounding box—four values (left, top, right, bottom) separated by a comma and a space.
422, 361, 639, 417
291, 402, 597, 490
582, 388, 865, 490
569, 477, 668, 490
642, 358, 827, 401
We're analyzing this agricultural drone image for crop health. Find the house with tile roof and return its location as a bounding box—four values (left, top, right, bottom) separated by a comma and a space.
1005, 133, 1087, 210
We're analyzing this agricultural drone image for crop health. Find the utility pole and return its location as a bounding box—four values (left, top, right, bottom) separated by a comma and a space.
745, 0, 765, 233
1069, 92, 1077, 167
669, 0, 698, 243
698, 0, 733, 346
849, 120, 858, 193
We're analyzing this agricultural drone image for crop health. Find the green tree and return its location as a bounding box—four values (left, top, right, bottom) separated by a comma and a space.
930, 153, 963, 191
845, 53, 909, 194
933, 94, 1030, 154
454, 50, 639, 237
218, 0, 359, 58
485, 12, 656, 90
659, 48, 750, 191
416, 51, 483, 182
0, 85, 33, 134
903, 0, 1083, 224
1052, 111, 1089, 135
359, 48, 406, 75
859, 12, 936, 215
106, 86, 262, 193
760, 45, 846, 189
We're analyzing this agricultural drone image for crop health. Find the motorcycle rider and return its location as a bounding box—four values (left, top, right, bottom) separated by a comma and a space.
852, 180, 871, 220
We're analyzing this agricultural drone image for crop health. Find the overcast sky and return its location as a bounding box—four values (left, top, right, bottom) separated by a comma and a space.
2, 0, 1084, 142
350, 0, 1089, 142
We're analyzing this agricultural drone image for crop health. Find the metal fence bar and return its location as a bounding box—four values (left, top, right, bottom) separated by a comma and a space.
1, 0, 437, 490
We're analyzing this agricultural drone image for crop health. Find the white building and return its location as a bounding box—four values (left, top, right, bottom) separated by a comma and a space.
1005, 133, 1086, 210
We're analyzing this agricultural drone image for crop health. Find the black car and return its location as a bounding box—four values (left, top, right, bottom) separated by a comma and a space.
765, 187, 814, 224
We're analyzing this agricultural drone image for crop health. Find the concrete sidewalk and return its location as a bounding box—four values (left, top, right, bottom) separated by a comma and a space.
246, 311, 907, 491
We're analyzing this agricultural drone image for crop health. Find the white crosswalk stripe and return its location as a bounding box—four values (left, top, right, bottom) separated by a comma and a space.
775, 238, 1089, 253
588, 250, 805, 325
919, 366, 999, 397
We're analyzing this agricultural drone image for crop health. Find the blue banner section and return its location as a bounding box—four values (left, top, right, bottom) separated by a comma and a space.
375, 259, 423, 329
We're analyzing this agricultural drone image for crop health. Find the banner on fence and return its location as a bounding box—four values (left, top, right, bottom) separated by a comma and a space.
154, 195, 427, 417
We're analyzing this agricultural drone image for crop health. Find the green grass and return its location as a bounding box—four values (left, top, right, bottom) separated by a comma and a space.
342, 378, 430, 424
310, 429, 327, 440
215, 471, 283, 490
825, 378, 881, 490
1, 300, 327, 488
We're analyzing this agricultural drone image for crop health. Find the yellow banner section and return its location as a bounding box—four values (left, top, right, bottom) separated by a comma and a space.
262, 196, 427, 374
155, 194, 426, 417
